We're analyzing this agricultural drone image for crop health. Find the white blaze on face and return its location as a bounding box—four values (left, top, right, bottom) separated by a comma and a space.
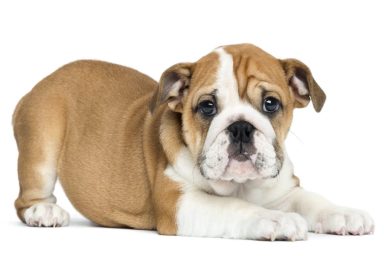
200, 47, 279, 186
214, 48, 240, 106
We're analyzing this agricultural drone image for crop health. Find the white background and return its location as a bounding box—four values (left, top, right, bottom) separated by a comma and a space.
1, 0, 383, 255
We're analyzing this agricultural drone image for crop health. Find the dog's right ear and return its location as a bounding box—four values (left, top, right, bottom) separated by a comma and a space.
149, 63, 194, 113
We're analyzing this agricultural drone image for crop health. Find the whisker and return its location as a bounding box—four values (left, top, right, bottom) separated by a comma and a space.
289, 130, 304, 144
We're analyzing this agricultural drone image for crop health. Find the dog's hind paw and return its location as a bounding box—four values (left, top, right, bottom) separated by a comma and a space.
24, 203, 70, 227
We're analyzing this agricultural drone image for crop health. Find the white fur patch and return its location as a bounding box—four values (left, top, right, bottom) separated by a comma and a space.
165, 146, 212, 192
272, 189, 375, 235
238, 151, 298, 206
207, 180, 238, 196
200, 132, 230, 179
251, 131, 278, 176
24, 203, 69, 227
175, 187, 307, 240
214, 47, 240, 106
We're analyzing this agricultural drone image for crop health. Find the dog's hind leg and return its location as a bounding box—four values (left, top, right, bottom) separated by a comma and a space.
13, 94, 69, 227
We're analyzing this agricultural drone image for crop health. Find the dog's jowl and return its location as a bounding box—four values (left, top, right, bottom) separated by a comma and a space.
13, 44, 374, 240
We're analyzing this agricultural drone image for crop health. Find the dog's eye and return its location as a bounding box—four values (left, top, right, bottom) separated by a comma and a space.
263, 97, 280, 113
198, 100, 217, 116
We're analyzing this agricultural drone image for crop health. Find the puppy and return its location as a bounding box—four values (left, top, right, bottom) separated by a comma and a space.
13, 44, 374, 240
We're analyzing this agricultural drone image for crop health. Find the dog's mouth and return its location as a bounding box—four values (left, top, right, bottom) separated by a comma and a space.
228, 152, 251, 162
221, 158, 259, 183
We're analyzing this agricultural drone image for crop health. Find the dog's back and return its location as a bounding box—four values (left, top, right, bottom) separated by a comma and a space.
13, 60, 158, 228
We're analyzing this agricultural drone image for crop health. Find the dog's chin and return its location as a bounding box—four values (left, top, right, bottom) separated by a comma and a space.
206, 158, 267, 196
220, 159, 260, 183
203, 155, 281, 196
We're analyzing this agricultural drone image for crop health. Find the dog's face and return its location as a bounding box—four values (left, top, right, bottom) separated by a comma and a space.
152, 44, 326, 186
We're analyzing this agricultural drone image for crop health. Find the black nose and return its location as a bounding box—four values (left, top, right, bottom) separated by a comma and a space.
227, 121, 255, 144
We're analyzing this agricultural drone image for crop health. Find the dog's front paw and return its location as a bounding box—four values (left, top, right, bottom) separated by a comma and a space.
250, 211, 308, 241
313, 207, 374, 235
24, 203, 70, 227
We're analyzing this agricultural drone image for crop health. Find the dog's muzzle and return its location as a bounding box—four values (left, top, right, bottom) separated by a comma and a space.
199, 120, 280, 183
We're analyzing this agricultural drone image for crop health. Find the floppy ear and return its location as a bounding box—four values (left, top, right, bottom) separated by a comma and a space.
280, 58, 326, 112
149, 62, 194, 113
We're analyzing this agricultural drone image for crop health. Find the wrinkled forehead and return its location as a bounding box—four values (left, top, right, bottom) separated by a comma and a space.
190, 44, 288, 97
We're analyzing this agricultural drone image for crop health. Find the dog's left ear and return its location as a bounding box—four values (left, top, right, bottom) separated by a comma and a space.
149, 62, 194, 113
280, 59, 326, 112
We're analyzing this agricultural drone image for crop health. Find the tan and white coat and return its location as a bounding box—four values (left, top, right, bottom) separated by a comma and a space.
13, 44, 374, 240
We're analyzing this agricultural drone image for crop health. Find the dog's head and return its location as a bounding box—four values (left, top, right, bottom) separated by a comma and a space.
151, 44, 325, 186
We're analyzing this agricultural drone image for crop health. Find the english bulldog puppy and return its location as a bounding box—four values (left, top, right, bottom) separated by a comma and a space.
13, 44, 374, 240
